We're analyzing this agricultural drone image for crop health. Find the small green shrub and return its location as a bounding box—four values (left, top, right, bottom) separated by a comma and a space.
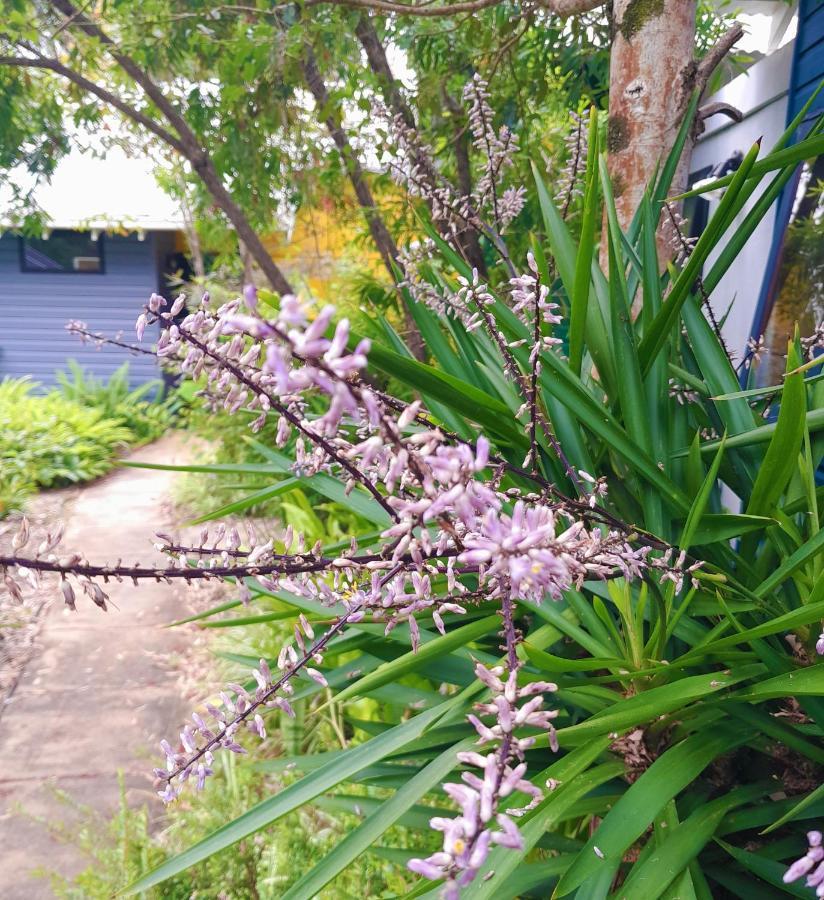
0, 377, 133, 514
0, 363, 183, 515
56, 360, 179, 444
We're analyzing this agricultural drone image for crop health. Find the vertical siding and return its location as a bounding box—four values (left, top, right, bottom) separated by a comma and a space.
0, 231, 162, 390
788, 0, 824, 122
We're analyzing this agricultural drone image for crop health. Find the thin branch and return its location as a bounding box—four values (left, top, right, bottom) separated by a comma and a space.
0, 54, 185, 154
302, 0, 604, 17
697, 100, 743, 125
695, 22, 745, 98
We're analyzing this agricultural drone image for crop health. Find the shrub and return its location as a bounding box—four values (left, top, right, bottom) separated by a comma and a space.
5, 93, 824, 898
0, 363, 180, 515
0, 378, 132, 515
55, 360, 179, 445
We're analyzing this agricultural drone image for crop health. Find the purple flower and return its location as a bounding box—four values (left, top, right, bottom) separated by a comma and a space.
784, 831, 824, 896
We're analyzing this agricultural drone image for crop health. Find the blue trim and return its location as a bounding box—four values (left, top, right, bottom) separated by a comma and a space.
746, 0, 824, 383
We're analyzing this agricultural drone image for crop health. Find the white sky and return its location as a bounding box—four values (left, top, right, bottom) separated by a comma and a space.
0, 143, 183, 231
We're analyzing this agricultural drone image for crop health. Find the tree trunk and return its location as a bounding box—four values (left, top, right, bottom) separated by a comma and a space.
301, 45, 401, 278
442, 89, 488, 274
606, 0, 697, 231
355, 16, 486, 273
189, 154, 294, 296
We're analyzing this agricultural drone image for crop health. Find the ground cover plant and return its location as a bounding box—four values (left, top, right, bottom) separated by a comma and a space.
4, 80, 824, 900
55, 361, 179, 445
0, 365, 176, 516
0, 376, 131, 516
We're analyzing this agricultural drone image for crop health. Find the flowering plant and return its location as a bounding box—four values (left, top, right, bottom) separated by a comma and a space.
4, 89, 824, 898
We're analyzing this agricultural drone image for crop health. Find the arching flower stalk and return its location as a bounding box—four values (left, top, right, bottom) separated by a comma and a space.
155, 603, 355, 802
2, 282, 699, 891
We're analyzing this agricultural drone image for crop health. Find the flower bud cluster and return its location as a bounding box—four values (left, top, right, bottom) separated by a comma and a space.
556, 110, 588, 215
1, 519, 103, 611
142, 289, 370, 448
463, 74, 523, 230
409, 658, 557, 896
784, 830, 824, 896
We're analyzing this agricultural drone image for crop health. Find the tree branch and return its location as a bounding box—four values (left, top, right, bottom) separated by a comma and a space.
302, 0, 604, 17
354, 14, 415, 129
697, 100, 743, 125
695, 22, 745, 98
0, 54, 186, 154
34, 0, 295, 296
297, 36, 425, 358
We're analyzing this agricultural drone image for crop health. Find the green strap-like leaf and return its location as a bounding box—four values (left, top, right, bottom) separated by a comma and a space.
123, 700, 460, 894
282, 740, 471, 899
556, 666, 762, 744
732, 664, 824, 701
333, 615, 500, 703
679, 434, 726, 550
553, 725, 754, 897
614, 784, 770, 900
753, 526, 824, 598
747, 341, 806, 517
638, 141, 761, 374
569, 108, 599, 376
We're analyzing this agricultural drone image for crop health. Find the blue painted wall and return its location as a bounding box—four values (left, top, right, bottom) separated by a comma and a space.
788, 0, 824, 123
749, 0, 824, 345
0, 230, 169, 390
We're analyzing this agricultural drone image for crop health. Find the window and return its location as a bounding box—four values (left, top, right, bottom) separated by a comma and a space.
684, 153, 744, 240
757, 154, 824, 384
20, 229, 104, 273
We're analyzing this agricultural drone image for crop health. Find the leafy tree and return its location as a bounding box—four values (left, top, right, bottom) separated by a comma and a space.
0, 0, 740, 293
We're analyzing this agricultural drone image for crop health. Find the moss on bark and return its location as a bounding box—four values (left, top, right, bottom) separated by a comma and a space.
619, 0, 665, 41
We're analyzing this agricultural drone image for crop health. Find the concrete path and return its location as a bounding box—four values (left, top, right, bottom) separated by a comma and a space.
0, 435, 193, 897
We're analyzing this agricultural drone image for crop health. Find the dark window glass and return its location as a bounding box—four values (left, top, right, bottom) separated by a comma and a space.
758, 155, 824, 384
20, 229, 104, 273
683, 166, 712, 240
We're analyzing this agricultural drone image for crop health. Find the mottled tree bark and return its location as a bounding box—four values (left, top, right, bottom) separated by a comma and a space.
606, 0, 697, 231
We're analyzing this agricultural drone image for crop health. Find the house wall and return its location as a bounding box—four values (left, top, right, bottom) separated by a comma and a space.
790, 0, 824, 123
0, 231, 170, 390
690, 41, 793, 358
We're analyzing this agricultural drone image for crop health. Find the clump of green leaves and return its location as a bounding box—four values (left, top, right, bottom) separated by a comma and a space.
55, 361, 179, 445
0, 366, 178, 515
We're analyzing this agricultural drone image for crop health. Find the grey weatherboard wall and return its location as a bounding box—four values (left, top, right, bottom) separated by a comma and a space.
0, 230, 171, 389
